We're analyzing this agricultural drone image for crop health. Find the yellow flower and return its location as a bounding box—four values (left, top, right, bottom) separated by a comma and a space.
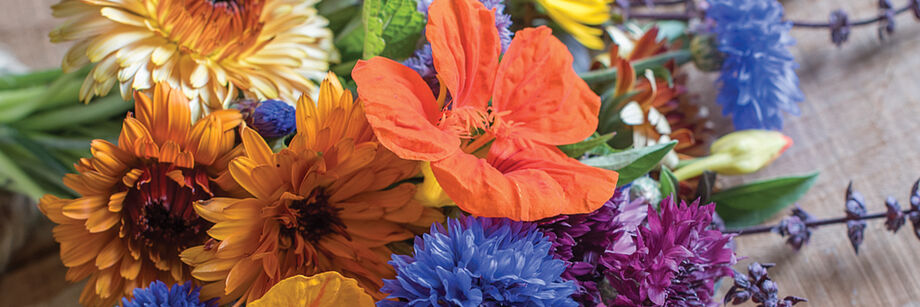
535, 0, 611, 49
248, 272, 375, 307
49, 0, 336, 118
180, 73, 442, 304
414, 162, 454, 208
37, 83, 244, 307
673, 130, 793, 181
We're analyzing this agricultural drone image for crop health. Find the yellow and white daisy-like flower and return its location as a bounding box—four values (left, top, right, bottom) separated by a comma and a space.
535, 0, 611, 49
50, 0, 336, 118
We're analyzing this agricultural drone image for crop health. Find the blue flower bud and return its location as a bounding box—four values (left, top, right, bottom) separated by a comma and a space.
251, 99, 295, 139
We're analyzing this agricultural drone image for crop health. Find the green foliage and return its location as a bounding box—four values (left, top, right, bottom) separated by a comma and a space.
0, 67, 126, 199
659, 167, 678, 198
581, 141, 677, 186
558, 133, 615, 158
363, 0, 426, 60
714, 172, 819, 228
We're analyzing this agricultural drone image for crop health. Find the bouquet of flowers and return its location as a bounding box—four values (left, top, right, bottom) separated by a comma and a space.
3, 0, 919, 305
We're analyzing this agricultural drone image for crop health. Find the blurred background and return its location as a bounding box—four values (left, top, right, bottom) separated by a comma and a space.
1, 0, 920, 306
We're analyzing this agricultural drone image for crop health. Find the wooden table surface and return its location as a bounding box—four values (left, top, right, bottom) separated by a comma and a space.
2, 0, 920, 306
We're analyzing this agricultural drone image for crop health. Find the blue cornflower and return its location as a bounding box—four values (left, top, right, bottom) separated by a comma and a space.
406, 0, 513, 95
379, 216, 578, 307
120, 281, 216, 307
250, 99, 295, 139
708, 0, 805, 130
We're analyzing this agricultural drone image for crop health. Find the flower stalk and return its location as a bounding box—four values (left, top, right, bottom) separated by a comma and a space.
726, 210, 899, 235
578, 49, 692, 84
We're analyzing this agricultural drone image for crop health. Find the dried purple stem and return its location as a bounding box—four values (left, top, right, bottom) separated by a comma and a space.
790, 5, 912, 28
725, 210, 903, 235
723, 179, 920, 254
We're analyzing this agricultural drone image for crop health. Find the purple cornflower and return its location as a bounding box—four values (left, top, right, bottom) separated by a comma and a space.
537, 189, 648, 305
603, 198, 736, 306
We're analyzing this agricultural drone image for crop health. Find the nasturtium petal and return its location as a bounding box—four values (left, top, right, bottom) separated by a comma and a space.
491, 26, 600, 146
426, 0, 499, 109
353, 57, 459, 161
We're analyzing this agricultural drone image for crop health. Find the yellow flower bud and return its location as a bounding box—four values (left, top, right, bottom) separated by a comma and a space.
673, 130, 792, 181
414, 161, 455, 208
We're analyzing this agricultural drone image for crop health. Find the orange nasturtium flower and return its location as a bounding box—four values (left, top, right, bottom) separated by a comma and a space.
37, 83, 244, 307
181, 73, 442, 304
352, 0, 618, 221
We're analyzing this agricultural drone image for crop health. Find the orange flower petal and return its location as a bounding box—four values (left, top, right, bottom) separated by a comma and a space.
512, 144, 620, 215
134, 83, 191, 146
430, 147, 566, 221
491, 26, 600, 145
353, 57, 458, 161
426, 0, 499, 109
241, 127, 274, 165
432, 138, 617, 220
187, 114, 223, 165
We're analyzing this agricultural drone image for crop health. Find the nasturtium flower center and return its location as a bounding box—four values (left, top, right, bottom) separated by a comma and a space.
123, 163, 213, 249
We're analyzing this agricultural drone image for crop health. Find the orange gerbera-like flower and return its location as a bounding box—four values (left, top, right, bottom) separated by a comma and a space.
50, 0, 335, 117
37, 84, 243, 307
181, 73, 442, 304
352, 0, 618, 221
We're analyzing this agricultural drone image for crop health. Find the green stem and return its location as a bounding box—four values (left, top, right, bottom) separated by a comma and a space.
0, 79, 82, 123
21, 131, 97, 149
0, 69, 62, 90
36, 75, 84, 111
0, 86, 45, 111
0, 146, 46, 200
673, 153, 731, 181
578, 49, 692, 84
13, 95, 132, 131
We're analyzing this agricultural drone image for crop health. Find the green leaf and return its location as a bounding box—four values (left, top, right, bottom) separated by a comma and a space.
581, 141, 676, 186
653, 21, 687, 42
379, 0, 426, 59
714, 172, 819, 228
318, 0, 362, 32
334, 14, 367, 60
659, 167, 678, 198
647, 66, 673, 88
558, 133, 615, 158
362, 0, 386, 59
362, 0, 426, 60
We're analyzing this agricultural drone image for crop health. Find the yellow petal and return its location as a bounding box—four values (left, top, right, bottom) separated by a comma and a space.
248, 272, 375, 307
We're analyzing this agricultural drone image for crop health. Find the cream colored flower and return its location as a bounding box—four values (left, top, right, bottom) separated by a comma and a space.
50, 0, 336, 118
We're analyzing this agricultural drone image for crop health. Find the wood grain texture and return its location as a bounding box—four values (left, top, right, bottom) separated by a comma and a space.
1, 0, 920, 306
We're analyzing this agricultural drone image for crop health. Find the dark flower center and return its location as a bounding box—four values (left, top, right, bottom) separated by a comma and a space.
284, 190, 348, 244
123, 163, 213, 250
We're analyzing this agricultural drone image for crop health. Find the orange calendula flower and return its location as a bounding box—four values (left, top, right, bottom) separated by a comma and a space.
181, 73, 442, 304
49, 0, 335, 117
352, 0, 618, 221
248, 272, 375, 307
37, 83, 243, 307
